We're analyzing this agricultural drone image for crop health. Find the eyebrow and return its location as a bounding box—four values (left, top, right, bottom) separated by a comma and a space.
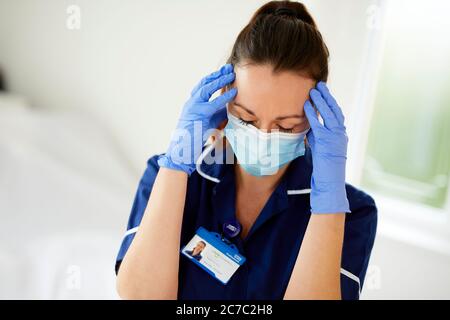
233, 102, 305, 120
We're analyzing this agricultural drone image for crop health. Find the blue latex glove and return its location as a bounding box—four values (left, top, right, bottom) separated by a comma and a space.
157, 64, 237, 175
304, 81, 350, 214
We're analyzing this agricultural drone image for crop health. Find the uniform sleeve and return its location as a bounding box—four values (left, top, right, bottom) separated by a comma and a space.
340, 185, 378, 300
114, 154, 161, 275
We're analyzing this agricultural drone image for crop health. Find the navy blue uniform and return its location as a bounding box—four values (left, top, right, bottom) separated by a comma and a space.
115, 144, 377, 299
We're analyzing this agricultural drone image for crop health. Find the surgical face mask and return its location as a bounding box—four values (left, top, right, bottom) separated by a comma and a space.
224, 108, 310, 176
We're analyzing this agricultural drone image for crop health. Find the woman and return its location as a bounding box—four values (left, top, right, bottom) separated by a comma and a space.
185, 241, 206, 261
115, 0, 377, 300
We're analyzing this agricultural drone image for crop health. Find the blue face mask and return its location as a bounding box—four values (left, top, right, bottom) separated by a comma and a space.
224, 109, 310, 176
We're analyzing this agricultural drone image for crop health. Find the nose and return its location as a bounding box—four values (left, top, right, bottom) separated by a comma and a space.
252, 120, 274, 132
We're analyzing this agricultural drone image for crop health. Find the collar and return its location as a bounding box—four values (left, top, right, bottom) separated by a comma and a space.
201, 137, 313, 245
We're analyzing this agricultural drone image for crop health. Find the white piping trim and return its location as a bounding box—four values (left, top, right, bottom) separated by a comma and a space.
196, 139, 222, 183
287, 188, 311, 195
124, 226, 139, 237
340, 267, 361, 296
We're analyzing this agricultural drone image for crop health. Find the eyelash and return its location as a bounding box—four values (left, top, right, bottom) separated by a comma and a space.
238, 118, 294, 133
238, 118, 253, 126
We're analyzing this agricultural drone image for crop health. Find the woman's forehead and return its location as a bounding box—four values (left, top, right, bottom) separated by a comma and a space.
231, 64, 315, 115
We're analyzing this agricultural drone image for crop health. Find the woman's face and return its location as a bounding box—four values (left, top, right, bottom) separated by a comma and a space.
192, 242, 205, 255
227, 64, 316, 134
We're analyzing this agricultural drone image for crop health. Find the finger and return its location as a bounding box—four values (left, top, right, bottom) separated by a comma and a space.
195, 87, 236, 118
193, 87, 236, 118
303, 100, 321, 129
210, 87, 237, 109
190, 64, 233, 97
309, 88, 339, 129
195, 72, 235, 103
209, 105, 228, 129
316, 81, 345, 125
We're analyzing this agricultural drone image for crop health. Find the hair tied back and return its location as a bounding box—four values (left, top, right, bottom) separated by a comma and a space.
273, 7, 297, 18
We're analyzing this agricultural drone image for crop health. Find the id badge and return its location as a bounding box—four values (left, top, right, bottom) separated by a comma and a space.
180, 227, 246, 285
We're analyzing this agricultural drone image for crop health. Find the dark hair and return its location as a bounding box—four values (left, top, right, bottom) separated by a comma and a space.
226, 0, 329, 81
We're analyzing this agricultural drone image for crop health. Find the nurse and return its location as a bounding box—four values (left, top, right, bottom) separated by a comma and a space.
185, 241, 206, 262
115, 1, 377, 300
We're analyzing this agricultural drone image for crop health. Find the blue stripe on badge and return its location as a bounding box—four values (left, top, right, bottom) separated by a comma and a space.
196, 227, 246, 265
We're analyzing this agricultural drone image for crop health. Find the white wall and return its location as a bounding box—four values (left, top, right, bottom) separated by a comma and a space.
363, 236, 450, 299
0, 0, 372, 174
0, 0, 449, 299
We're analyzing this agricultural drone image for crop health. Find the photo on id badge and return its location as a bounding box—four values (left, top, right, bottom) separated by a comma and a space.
180, 227, 246, 285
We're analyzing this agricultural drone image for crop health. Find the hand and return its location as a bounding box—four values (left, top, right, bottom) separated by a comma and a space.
157, 64, 237, 175
304, 81, 350, 214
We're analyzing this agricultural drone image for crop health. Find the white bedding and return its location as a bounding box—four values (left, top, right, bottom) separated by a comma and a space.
0, 95, 139, 299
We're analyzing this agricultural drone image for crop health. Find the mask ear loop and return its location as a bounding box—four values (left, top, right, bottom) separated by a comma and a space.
195, 129, 225, 183
305, 97, 318, 147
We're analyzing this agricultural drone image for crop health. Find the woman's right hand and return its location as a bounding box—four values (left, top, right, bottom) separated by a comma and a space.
157, 63, 237, 175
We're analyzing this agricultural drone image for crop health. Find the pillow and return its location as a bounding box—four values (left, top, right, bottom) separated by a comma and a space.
0, 92, 29, 109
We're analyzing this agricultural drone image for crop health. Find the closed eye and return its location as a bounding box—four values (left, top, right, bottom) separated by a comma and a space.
238, 118, 254, 126
277, 125, 294, 133
239, 118, 295, 133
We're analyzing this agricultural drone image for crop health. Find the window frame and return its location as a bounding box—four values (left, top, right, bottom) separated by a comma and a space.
347, 0, 450, 255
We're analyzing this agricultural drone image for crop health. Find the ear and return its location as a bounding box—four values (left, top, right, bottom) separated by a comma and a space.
217, 119, 228, 131
210, 120, 228, 146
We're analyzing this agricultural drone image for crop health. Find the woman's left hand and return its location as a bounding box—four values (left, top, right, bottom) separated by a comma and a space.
303, 81, 350, 214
